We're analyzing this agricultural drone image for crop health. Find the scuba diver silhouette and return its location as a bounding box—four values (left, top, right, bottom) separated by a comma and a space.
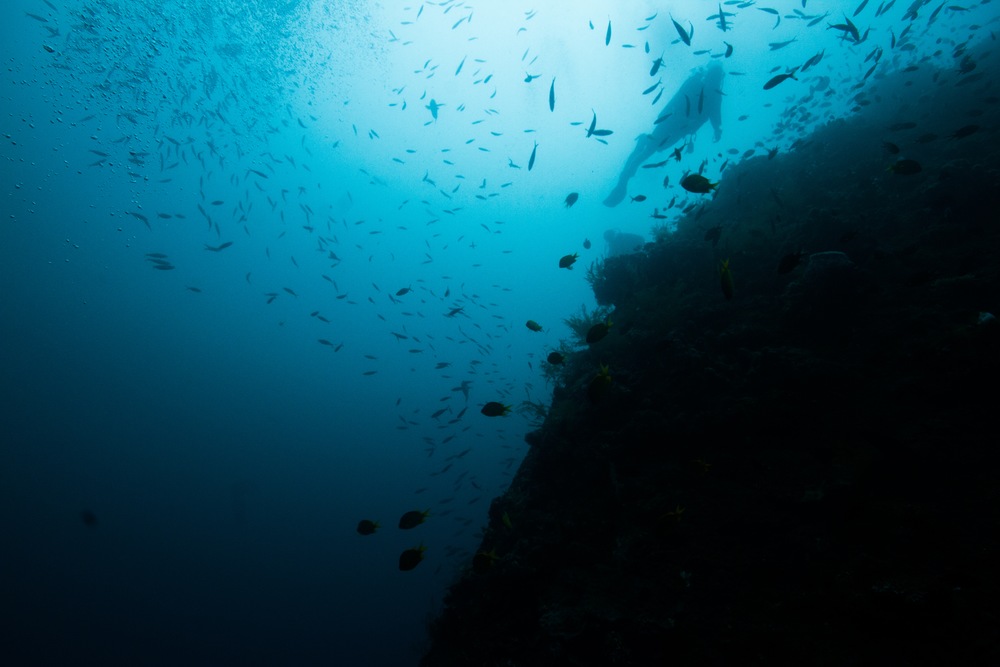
604, 62, 725, 207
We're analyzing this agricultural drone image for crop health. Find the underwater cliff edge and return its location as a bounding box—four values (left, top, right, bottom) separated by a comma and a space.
420, 44, 1000, 667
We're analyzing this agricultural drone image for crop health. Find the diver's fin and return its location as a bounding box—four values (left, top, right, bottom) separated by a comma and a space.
603, 183, 627, 207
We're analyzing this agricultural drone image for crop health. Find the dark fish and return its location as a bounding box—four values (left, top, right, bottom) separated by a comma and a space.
204, 241, 233, 251
716, 3, 730, 32
605, 20, 611, 46
801, 50, 825, 71
549, 78, 556, 112
763, 68, 798, 90
564, 192, 579, 207
481, 401, 511, 417
680, 174, 717, 193
528, 141, 538, 171
559, 253, 579, 269
650, 56, 664, 76
399, 545, 426, 571
769, 38, 797, 50
583, 238, 591, 249
356, 520, 378, 535
670, 15, 692, 46
630, 195, 647, 203
949, 125, 979, 139
586, 320, 613, 345
759, 7, 781, 28
853, 0, 870, 16
777, 250, 805, 275
882, 141, 900, 154
807, 13, 828, 27
828, 17, 860, 43
426, 99, 443, 120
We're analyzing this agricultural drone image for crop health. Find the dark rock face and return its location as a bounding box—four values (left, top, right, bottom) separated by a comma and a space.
421, 52, 1000, 667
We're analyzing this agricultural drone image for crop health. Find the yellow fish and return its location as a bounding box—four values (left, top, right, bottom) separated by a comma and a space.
720, 259, 734, 300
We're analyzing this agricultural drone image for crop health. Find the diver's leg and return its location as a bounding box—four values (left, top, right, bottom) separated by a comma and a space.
604, 136, 655, 207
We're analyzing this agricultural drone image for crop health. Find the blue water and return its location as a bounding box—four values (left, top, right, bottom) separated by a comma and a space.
2, 1, 995, 664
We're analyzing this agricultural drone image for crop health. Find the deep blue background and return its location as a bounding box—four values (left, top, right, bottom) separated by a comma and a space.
3, 0, 992, 664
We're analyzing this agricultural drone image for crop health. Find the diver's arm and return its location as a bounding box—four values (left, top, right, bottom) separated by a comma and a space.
709, 82, 723, 140
706, 72, 725, 142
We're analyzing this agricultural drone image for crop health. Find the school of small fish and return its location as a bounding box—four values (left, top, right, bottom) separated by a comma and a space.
13, 0, 996, 573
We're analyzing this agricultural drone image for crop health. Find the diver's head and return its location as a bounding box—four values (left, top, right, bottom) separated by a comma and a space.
705, 61, 724, 86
